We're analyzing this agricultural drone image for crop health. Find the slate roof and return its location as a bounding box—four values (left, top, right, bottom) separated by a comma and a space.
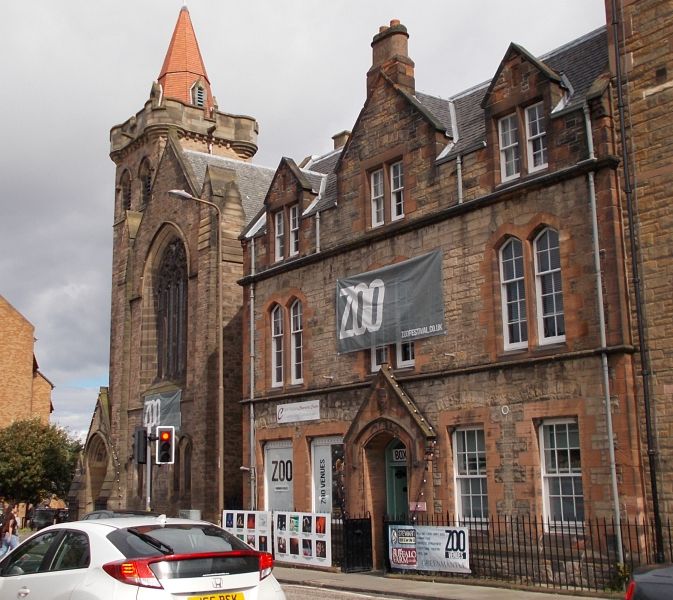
241, 26, 609, 236
183, 150, 275, 225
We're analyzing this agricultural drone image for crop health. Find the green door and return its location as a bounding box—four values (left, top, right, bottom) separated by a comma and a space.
386, 440, 408, 517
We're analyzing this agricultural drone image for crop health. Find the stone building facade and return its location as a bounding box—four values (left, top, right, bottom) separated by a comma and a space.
0, 294, 53, 426
69, 7, 273, 522
239, 3, 672, 568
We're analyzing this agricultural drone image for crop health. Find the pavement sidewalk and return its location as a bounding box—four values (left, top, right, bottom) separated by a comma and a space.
274, 566, 621, 600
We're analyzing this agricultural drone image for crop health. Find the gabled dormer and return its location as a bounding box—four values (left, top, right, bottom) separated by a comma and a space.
264, 158, 323, 264
481, 43, 570, 186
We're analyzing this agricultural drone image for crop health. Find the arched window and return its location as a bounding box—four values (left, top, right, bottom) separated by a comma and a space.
156, 240, 188, 380
534, 228, 565, 343
271, 305, 284, 387
119, 170, 131, 210
290, 300, 303, 384
138, 159, 152, 208
500, 237, 527, 350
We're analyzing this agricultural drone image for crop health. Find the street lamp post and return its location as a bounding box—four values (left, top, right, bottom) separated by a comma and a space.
169, 189, 224, 523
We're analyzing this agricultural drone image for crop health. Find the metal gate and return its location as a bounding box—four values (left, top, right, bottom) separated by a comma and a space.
341, 513, 373, 572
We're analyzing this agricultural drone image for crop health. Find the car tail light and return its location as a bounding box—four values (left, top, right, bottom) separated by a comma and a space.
624, 580, 635, 600
259, 551, 273, 579
103, 558, 163, 588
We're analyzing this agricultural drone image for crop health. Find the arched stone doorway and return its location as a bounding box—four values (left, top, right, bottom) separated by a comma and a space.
86, 434, 110, 512
344, 365, 436, 569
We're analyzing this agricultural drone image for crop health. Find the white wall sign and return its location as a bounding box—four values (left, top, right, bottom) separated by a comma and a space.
265, 441, 294, 511
277, 399, 320, 424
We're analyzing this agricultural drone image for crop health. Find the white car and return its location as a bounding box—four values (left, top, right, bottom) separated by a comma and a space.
0, 515, 286, 599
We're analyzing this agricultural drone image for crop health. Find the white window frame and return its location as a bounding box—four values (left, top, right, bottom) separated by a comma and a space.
274, 211, 285, 262
289, 204, 300, 257
498, 113, 520, 182
500, 238, 528, 350
273, 210, 285, 262
534, 228, 565, 345
390, 161, 404, 221
453, 427, 488, 523
539, 419, 584, 528
526, 102, 548, 172
370, 345, 388, 372
311, 436, 344, 513
271, 305, 284, 387
396, 341, 415, 368
290, 300, 303, 384
191, 83, 205, 107
370, 169, 384, 227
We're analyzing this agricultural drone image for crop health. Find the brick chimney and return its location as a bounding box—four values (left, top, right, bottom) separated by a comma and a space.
366, 20, 415, 95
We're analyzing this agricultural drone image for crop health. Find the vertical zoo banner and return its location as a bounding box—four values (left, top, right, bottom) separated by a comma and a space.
222, 510, 272, 552
388, 525, 470, 574
335, 251, 444, 353
274, 511, 331, 567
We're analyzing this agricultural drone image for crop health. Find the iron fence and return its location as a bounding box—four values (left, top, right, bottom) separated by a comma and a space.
383, 513, 673, 593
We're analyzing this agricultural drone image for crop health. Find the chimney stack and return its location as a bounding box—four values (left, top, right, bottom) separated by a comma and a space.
367, 20, 415, 95
332, 130, 351, 150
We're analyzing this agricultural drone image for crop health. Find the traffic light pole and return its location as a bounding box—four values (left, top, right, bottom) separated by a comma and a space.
146, 433, 153, 511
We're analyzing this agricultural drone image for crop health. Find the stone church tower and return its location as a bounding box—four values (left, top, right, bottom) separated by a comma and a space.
69, 6, 273, 522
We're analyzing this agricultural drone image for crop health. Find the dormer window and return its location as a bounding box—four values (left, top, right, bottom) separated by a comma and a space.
526, 102, 548, 171
498, 114, 520, 182
391, 161, 404, 220
274, 211, 285, 262
289, 205, 300, 257
371, 169, 384, 227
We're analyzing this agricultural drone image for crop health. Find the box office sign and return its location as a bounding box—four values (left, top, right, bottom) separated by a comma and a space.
223, 510, 272, 553
335, 251, 444, 353
388, 525, 471, 574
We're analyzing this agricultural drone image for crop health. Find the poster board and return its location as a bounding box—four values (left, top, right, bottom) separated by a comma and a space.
388, 524, 470, 574
223, 510, 272, 553
274, 511, 331, 567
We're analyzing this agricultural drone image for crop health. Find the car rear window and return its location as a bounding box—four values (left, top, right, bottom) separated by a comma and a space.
107, 524, 249, 558
149, 554, 260, 579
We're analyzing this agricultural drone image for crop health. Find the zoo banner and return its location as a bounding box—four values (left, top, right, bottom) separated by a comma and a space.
222, 510, 272, 553
388, 525, 471, 574
274, 511, 332, 567
335, 251, 444, 353
143, 389, 182, 431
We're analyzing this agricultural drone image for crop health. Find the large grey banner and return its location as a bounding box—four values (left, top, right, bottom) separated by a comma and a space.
336, 251, 444, 353
143, 389, 182, 432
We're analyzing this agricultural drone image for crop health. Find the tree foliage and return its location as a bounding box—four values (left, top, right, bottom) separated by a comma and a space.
0, 419, 82, 504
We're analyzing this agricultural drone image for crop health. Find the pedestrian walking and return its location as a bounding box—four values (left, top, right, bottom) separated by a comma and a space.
0, 504, 19, 557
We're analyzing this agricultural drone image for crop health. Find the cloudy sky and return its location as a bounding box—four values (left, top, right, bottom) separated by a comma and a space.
0, 0, 607, 439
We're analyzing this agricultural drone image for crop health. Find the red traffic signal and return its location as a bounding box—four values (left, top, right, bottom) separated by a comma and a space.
155, 426, 175, 464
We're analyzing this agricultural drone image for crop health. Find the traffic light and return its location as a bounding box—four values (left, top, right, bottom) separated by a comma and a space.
155, 426, 175, 464
133, 427, 147, 464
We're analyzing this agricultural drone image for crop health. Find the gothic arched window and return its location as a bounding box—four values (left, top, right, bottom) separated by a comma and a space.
156, 239, 187, 380
139, 158, 152, 208
120, 170, 131, 210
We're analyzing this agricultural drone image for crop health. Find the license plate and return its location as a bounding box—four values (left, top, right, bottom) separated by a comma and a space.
187, 594, 244, 600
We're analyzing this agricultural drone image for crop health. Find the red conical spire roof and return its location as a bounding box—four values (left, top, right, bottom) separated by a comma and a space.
158, 6, 215, 111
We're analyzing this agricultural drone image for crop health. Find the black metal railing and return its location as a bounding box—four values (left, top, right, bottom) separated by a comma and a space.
383, 513, 673, 593
331, 512, 372, 571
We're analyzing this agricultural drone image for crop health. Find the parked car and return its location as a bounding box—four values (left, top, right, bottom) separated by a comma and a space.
0, 515, 286, 599
31, 508, 56, 531
81, 509, 159, 520
626, 563, 673, 599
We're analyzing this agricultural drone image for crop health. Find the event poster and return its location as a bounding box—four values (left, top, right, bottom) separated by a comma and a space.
222, 510, 272, 552
388, 525, 470, 574
274, 511, 331, 567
